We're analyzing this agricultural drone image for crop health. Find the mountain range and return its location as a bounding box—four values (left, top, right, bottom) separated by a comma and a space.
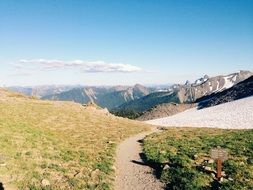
113, 70, 252, 117
196, 75, 253, 109
7, 85, 81, 98
7, 70, 252, 117
41, 84, 153, 110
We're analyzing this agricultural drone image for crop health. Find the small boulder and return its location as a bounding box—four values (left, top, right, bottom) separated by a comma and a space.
163, 164, 170, 170
41, 179, 50, 187
111, 166, 117, 171
0, 163, 6, 167
91, 169, 100, 179
107, 141, 115, 144
208, 159, 214, 164
204, 166, 212, 172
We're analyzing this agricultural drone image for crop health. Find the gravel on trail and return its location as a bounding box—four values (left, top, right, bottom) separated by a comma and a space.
146, 96, 253, 129
114, 128, 165, 190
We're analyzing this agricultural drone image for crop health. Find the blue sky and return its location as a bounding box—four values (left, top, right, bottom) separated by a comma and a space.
0, 0, 252, 86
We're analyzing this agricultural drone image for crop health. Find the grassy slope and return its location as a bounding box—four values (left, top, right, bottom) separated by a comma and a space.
0, 89, 149, 190
143, 128, 253, 190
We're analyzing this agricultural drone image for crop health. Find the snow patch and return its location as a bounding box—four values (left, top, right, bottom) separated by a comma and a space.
145, 96, 253, 129
195, 77, 208, 85
220, 75, 235, 91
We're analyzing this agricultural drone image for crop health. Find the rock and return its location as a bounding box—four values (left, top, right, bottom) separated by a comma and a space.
91, 169, 100, 179
193, 154, 198, 160
208, 159, 214, 164
204, 166, 212, 172
157, 127, 167, 131
41, 179, 50, 187
211, 173, 216, 178
203, 159, 209, 163
228, 177, 234, 181
221, 171, 226, 177
111, 166, 116, 171
163, 164, 170, 170
73, 170, 82, 178
0, 163, 6, 167
204, 75, 209, 79
185, 80, 190, 86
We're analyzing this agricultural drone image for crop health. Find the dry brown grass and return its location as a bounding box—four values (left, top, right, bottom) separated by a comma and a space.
0, 89, 150, 189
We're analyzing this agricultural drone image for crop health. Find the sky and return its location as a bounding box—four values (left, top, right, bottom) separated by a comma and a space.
0, 0, 252, 86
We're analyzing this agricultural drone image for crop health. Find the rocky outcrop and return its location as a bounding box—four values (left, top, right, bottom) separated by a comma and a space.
177, 70, 252, 103
196, 75, 253, 109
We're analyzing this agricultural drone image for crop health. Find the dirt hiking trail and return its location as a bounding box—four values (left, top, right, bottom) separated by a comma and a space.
114, 127, 164, 190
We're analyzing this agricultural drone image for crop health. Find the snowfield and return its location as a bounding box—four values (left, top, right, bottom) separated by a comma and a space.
146, 96, 253, 129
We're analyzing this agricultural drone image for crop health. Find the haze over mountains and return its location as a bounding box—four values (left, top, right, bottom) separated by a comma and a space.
8, 85, 81, 98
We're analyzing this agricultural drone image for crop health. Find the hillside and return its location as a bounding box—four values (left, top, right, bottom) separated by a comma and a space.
0, 88, 149, 189
146, 96, 253, 129
137, 103, 195, 121
113, 71, 252, 117
143, 128, 253, 190
113, 91, 180, 114
42, 84, 152, 110
196, 75, 253, 109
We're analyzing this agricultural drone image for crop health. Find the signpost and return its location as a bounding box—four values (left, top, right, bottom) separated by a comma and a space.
210, 146, 228, 181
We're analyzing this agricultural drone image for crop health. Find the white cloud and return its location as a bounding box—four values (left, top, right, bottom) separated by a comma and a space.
8, 71, 34, 77
18, 59, 142, 73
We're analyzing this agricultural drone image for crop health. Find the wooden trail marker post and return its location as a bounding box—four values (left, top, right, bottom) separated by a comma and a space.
211, 147, 228, 181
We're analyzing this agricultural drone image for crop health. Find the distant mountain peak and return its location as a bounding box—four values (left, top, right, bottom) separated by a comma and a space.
184, 80, 190, 86
133, 83, 144, 88
194, 75, 209, 85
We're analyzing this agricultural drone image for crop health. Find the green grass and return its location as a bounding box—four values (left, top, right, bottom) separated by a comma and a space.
143, 128, 253, 190
0, 89, 150, 189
